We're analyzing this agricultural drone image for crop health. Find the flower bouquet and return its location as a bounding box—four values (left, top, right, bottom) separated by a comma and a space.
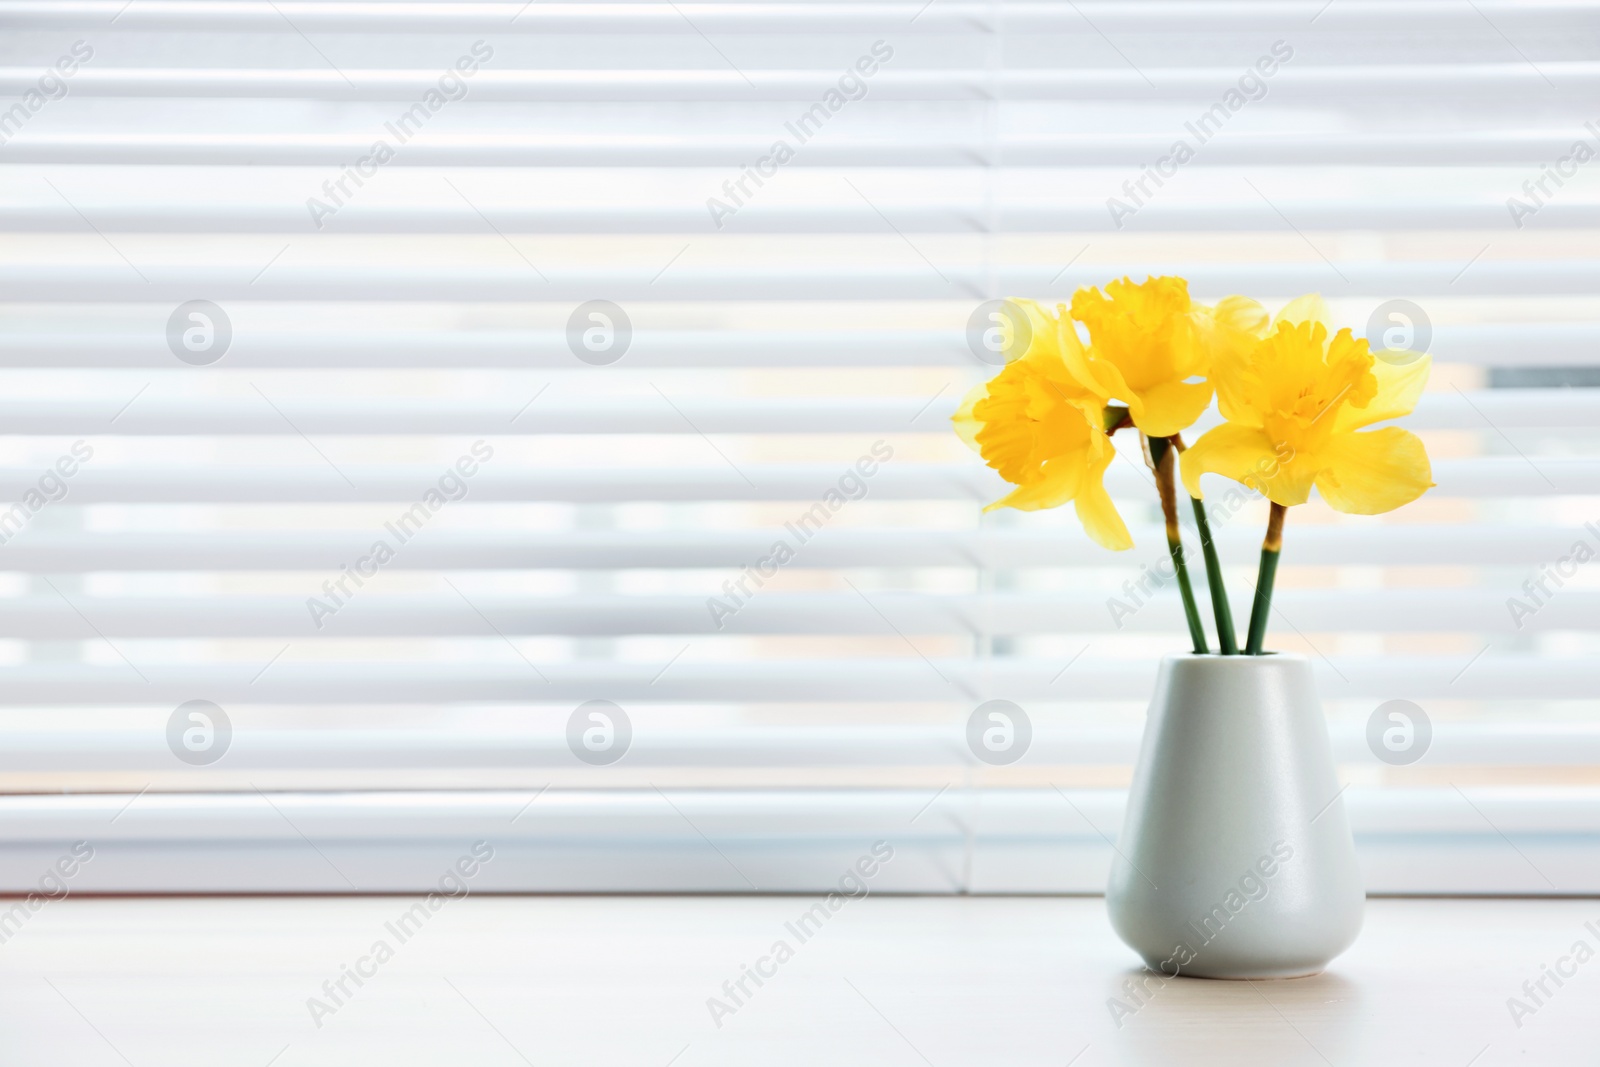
953, 277, 1433, 978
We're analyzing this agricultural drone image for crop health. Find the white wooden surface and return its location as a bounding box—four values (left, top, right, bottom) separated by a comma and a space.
0, 896, 1594, 1065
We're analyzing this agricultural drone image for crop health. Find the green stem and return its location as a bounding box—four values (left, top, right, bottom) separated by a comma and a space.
1147, 435, 1208, 655
1245, 502, 1286, 655
1188, 496, 1237, 654
1168, 532, 1208, 656
1170, 434, 1236, 655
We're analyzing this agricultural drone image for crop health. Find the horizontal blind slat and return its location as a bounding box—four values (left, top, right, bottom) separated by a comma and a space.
10, 723, 1600, 769
0, 657, 1578, 703
16, 64, 1598, 100
1, 324, 1591, 367
0, 390, 1586, 433
11, 202, 1599, 236
0, 457, 1590, 501
7, 263, 1590, 301
0, 589, 1588, 636
2, 132, 1574, 166
2, 1, 1591, 33
0, 524, 1579, 569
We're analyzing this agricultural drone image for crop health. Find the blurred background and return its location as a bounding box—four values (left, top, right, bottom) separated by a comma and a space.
0, 0, 1596, 893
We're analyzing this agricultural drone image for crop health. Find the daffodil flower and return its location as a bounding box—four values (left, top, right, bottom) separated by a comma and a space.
951, 298, 1133, 550
1067, 275, 1266, 438
1180, 294, 1434, 515
951, 281, 1438, 659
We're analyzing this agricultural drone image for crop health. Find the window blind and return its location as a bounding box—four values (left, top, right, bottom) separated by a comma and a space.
0, 0, 1597, 893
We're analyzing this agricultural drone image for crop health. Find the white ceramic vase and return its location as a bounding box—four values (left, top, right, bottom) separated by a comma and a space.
1106, 653, 1364, 979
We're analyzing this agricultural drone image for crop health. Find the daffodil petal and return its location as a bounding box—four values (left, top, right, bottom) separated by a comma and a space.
951, 381, 989, 452
1069, 346, 1134, 414
983, 454, 1087, 513
1333, 352, 1431, 433
1007, 297, 1057, 366
1054, 312, 1095, 383
1132, 377, 1214, 438
1264, 446, 1323, 507
1314, 426, 1434, 515
1047, 307, 1094, 379
1207, 297, 1269, 427
1212, 295, 1269, 338
1180, 422, 1315, 506
999, 298, 1108, 420
1273, 293, 1332, 331
1074, 451, 1133, 550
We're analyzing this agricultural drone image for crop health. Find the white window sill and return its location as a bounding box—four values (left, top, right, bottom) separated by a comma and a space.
7, 896, 1591, 1065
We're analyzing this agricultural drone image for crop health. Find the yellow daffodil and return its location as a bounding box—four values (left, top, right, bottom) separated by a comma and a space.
1181, 294, 1434, 515
1067, 275, 1266, 438
952, 299, 1132, 550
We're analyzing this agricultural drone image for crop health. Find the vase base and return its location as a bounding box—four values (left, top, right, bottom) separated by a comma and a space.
1143, 959, 1326, 981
